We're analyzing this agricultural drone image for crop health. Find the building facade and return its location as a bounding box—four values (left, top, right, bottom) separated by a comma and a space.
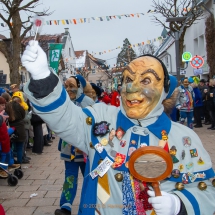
155, 0, 213, 80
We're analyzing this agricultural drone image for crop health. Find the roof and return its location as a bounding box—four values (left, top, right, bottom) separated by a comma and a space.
22, 34, 64, 55
154, 34, 175, 57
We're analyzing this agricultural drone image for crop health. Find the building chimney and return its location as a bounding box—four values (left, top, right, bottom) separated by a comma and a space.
65, 28, 69, 33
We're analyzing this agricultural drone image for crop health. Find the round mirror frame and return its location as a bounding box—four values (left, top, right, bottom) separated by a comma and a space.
129, 146, 173, 182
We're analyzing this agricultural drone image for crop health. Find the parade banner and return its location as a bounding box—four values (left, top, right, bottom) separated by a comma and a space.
49, 43, 63, 74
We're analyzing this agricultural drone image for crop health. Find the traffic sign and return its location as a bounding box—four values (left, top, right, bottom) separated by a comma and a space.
190, 55, 204, 69
182, 52, 192, 62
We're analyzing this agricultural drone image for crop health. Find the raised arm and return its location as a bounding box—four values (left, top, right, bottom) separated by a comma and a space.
22, 41, 89, 154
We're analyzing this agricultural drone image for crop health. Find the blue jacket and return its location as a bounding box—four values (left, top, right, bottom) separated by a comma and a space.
193, 87, 203, 107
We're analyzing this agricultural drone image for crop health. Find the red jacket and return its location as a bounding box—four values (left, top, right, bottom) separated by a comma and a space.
0, 122, 10, 153
102, 93, 111, 104
0, 205, 5, 215
111, 91, 120, 107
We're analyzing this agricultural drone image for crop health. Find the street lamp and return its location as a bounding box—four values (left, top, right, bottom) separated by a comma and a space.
166, 16, 187, 82
197, 0, 213, 16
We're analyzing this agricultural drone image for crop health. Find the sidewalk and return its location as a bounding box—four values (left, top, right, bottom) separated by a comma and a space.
0, 125, 215, 215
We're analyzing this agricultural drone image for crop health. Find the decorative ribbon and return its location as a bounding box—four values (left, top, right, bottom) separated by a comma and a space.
122, 172, 137, 215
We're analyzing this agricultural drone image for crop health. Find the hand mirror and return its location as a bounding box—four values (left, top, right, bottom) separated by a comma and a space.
129, 146, 173, 196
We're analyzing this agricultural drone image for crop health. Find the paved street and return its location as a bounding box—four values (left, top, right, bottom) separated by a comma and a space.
0, 125, 215, 215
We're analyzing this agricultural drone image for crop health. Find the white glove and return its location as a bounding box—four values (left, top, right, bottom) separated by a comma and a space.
148, 190, 181, 215
21, 40, 50, 80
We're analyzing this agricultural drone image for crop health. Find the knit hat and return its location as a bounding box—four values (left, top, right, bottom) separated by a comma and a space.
200, 79, 205, 83
0, 88, 5, 96
0, 96, 6, 104
188, 77, 194, 83
76, 75, 86, 88
12, 92, 28, 111
91, 83, 102, 97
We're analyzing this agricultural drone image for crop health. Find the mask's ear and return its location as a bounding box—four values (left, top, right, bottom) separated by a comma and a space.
166, 75, 177, 99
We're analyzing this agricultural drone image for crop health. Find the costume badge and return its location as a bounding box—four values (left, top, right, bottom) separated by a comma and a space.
188, 173, 197, 183
112, 153, 126, 168
169, 146, 179, 163
171, 169, 180, 178
93, 121, 110, 137
120, 140, 126, 147
178, 164, 184, 171
186, 162, 194, 170
108, 129, 115, 147
101, 138, 108, 146
128, 147, 136, 156
182, 173, 189, 184
190, 148, 198, 158
196, 172, 206, 179
94, 143, 104, 153
182, 137, 191, 147
115, 127, 125, 140
181, 150, 185, 160
197, 157, 205, 165
131, 140, 136, 145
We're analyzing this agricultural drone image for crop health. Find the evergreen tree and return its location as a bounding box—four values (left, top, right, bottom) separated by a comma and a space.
117, 38, 136, 66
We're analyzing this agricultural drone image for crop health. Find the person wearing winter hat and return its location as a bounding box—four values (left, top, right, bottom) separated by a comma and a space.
176, 77, 195, 129
12, 92, 28, 111
90, 83, 102, 103
22, 41, 215, 215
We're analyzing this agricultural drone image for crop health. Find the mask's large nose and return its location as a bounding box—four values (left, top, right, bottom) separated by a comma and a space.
126, 83, 139, 93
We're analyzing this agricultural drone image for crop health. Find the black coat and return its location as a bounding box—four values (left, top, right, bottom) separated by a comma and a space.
9, 101, 26, 142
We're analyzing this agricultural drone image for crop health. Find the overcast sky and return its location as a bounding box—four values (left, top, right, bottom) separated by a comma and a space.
1, 0, 165, 66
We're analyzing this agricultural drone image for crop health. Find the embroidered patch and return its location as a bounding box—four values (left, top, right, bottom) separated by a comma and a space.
178, 164, 184, 171
112, 153, 126, 168
190, 148, 198, 158
115, 127, 125, 140
182, 173, 189, 184
94, 143, 103, 153
120, 140, 126, 147
93, 121, 110, 137
128, 147, 136, 156
183, 137, 191, 147
197, 157, 205, 165
186, 162, 194, 170
169, 146, 179, 163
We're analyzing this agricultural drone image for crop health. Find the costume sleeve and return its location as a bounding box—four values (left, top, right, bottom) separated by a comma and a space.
24, 73, 89, 154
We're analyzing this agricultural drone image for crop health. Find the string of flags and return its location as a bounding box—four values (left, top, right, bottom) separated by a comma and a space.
91, 36, 163, 56
0, 7, 193, 28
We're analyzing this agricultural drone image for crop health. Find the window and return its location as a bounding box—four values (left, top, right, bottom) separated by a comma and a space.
199, 35, 205, 56
92, 69, 96, 74
0, 70, 3, 74
165, 56, 169, 67
194, 38, 198, 55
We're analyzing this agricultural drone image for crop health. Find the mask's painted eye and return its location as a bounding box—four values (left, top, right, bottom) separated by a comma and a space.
141, 78, 151, 85
125, 77, 133, 83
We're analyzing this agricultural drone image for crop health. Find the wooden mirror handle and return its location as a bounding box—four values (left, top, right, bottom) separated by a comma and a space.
152, 182, 162, 196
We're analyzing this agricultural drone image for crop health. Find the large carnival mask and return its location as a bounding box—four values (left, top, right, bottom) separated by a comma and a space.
121, 56, 164, 119
64, 77, 78, 100
84, 82, 93, 99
